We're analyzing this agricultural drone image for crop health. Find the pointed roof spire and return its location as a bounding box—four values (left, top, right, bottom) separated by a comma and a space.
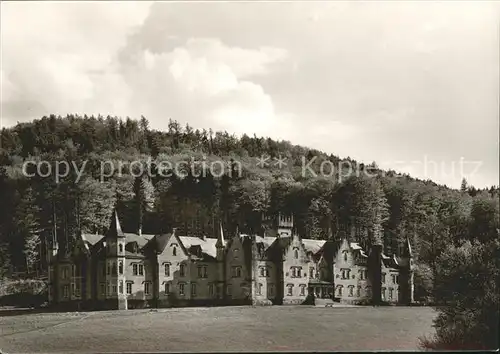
106, 209, 125, 239
216, 222, 225, 248
406, 235, 412, 257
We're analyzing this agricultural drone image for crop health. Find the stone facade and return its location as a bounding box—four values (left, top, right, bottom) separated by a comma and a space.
47, 212, 414, 310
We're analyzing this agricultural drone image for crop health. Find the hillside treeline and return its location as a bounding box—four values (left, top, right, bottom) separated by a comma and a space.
0, 116, 498, 304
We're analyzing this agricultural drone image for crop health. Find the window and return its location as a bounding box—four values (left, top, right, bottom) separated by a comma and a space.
62, 267, 69, 279
112, 285, 117, 294
260, 266, 269, 277
144, 282, 151, 295
198, 266, 208, 278
336, 285, 343, 297
191, 283, 197, 297
356, 286, 361, 297
106, 263, 111, 275
343, 251, 348, 262
294, 249, 299, 259
133, 264, 138, 276
75, 282, 81, 297
389, 288, 393, 300
209, 284, 214, 297
257, 283, 262, 295
138, 264, 144, 276
179, 283, 185, 296
164, 264, 170, 276
395, 275, 399, 284
381, 273, 386, 283
119, 280, 123, 294
112, 262, 117, 275
232, 266, 242, 278
291, 266, 302, 278
226, 285, 232, 296
165, 283, 170, 294
118, 261, 123, 275
268, 284, 274, 297
300, 284, 306, 296
63, 285, 69, 298
382, 287, 386, 301
348, 285, 354, 297
126, 282, 132, 295
359, 269, 366, 280
180, 264, 186, 277
173, 246, 177, 256
287, 284, 293, 296
341, 269, 351, 280
309, 268, 314, 278
100, 283, 105, 296
71, 283, 75, 296
119, 243, 123, 253
233, 248, 239, 259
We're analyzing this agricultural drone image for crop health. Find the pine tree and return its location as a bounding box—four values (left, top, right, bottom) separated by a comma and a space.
14, 186, 42, 274
460, 178, 468, 193
133, 174, 155, 234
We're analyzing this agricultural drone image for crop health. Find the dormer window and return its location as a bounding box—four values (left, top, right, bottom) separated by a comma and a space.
294, 249, 299, 259
173, 246, 177, 256
119, 244, 123, 253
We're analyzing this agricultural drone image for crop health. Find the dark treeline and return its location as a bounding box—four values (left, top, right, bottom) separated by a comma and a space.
0, 115, 498, 311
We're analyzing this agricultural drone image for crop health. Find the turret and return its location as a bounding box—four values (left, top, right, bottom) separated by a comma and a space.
216, 223, 226, 261
105, 209, 127, 309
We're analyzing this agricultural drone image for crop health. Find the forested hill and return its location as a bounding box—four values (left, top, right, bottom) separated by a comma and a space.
0, 115, 498, 285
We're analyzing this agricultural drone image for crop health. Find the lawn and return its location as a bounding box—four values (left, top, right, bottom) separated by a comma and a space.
0, 305, 436, 352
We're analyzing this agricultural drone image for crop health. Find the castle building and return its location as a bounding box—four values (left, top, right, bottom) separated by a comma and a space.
47, 212, 414, 310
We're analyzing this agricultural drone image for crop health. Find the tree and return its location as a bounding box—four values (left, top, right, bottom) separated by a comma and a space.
460, 177, 468, 192
133, 173, 155, 234
14, 186, 42, 274
413, 263, 434, 303
332, 176, 389, 245
421, 238, 499, 350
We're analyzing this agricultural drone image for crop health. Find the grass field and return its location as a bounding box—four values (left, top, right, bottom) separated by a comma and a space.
0, 305, 436, 352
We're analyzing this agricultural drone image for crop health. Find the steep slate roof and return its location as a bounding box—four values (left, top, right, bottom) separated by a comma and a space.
179, 236, 217, 260
302, 239, 326, 255
105, 210, 125, 239
123, 233, 154, 247
81, 233, 104, 246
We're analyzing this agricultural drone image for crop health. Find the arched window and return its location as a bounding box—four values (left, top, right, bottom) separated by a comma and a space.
112, 262, 117, 275
344, 252, 348, 262
118, 261, 123, 275
173, 247, 177, 256
294, 249, 299, 259
119, 244, 123, 253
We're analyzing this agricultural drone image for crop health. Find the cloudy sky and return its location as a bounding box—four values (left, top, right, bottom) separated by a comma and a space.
1, 1, 498, 188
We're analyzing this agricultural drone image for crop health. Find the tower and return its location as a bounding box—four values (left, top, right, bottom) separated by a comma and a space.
398, 235, 414, 305
48, 203, 59, 305
105, 210, 127, 310
215, 223, 226, 300
277, 213, 293, 238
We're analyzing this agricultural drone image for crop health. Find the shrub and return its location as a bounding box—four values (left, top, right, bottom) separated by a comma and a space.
420, 239, 499, 350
